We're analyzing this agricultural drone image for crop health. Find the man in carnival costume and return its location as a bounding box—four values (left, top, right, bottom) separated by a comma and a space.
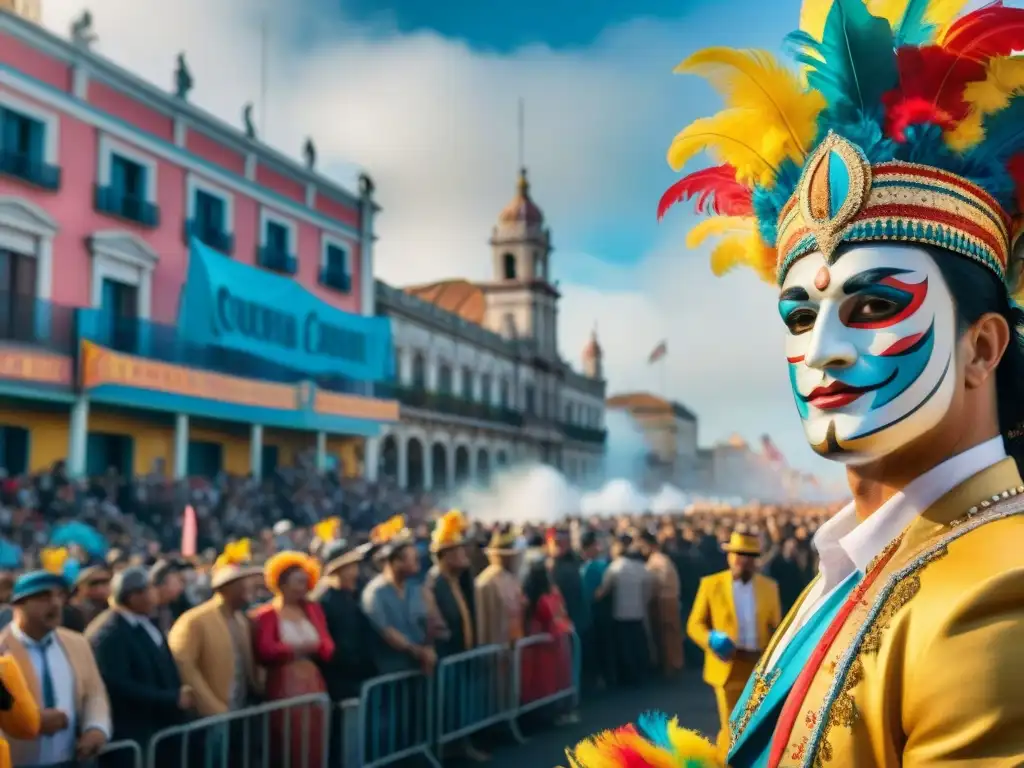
566, 0, 1024, 766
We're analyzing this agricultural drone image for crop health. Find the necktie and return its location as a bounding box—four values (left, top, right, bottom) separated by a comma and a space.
37, 636, 56, 709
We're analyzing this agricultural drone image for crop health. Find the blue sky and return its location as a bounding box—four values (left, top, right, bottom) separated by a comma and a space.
48, 0, 848, 487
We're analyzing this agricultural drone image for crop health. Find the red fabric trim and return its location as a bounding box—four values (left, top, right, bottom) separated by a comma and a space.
873, 163, 1009, 225
766, 545, 900, 768
854, 204, 1007, 264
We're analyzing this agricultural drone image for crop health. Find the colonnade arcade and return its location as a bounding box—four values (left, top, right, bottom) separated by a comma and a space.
377, 429, 511, 491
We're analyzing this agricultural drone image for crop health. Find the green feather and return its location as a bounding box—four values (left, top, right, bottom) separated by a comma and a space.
784, 0, 898, 118
892, 0, 940, 46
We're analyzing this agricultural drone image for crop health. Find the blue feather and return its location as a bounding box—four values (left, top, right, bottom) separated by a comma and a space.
892, 0, 941, 46
752, 157, 801, 246
786, 0, 898, 119
636, 711, 673, 751
821, 107, 896, 164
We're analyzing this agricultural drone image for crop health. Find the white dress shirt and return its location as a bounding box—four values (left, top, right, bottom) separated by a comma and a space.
731, 578, 759, 650
767, 436, 1006, 670
10, 624, 77, 765
119, 609, 164, 646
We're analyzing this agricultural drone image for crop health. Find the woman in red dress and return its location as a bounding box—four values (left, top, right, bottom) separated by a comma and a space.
519, 560, 574, 707
252, 551, 334, 768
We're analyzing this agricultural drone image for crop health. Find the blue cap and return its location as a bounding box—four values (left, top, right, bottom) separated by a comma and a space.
12, 571, 67, 604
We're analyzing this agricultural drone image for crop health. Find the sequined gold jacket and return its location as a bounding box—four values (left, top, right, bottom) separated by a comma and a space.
743, 458, 1024, 767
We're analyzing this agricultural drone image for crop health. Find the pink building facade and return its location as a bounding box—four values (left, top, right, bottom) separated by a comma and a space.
0, 11, 396, 480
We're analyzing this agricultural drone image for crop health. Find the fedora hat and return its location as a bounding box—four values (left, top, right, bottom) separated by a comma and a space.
430, 510, 468, 554
324, 541, 372, 574
11, 571, 67, 604
722, 532, 762, 557
210, 539, 260, 590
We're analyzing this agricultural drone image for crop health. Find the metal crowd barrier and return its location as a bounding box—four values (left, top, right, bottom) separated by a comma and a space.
337, 698, 361, 768
511, 630, 581, 732
145, 693, 330, 768
434, 643, 519, 749
356, 670, 441, 768
98, 739, 144, 768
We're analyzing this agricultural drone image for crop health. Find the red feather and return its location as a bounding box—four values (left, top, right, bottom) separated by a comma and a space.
942, 2, 1024, 61
1007, 153, 1024, 211
882, 47, 985, 141
656, 165, 753, 221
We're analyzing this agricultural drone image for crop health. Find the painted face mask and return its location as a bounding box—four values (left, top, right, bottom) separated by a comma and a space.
778, 244, 958, 465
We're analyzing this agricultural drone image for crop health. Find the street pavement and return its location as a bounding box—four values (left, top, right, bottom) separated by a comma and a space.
486, 670, 719, 767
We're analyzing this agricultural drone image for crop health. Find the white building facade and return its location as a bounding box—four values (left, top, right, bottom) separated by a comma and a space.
375, 169, 607, 491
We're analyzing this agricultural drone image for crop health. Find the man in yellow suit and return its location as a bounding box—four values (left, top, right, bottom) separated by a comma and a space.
687, 532, 781, 758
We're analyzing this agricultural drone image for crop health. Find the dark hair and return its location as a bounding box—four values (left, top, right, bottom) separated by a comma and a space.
931, 248, 1024, 474
522, 561, 550, 622
148, 559, 180, 587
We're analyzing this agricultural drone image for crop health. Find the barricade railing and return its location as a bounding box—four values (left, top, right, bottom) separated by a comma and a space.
357, 670, 441, 768
144, 693, 330, 768
337, 698, 361, 768
434, 643, 518, 749
511, 630, 581, 729
98, 739, 144, 768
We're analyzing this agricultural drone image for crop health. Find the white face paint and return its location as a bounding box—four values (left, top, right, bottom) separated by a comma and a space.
778, 244, 958, 465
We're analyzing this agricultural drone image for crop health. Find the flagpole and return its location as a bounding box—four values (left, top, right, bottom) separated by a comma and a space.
660, 356, 667, 398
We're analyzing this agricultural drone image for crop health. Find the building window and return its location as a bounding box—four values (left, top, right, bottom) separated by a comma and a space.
500, 379, 509, 408
0, 106, 59, 190
319, 237, 351, 292
533, 251, 544, 280
480, 373, 492, 405
185, 176, 233, 255
461, 367, 473, 400
0, 425, 29, 476
437, 364, 453, 394
258, 210, 297, 275
524, 384, 535, 415
101, 277, 139, 354
503, 252, 516, 279
412, 352, 426, 388
0, 250, 37, 346
95, 139, 159, 227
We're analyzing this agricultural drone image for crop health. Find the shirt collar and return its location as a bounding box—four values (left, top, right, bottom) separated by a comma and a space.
117, 608, 143, 626
10, 623, 54, 649
817, 436, 1006, 574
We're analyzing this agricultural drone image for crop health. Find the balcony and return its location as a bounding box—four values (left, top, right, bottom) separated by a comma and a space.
184, 220, 234, 256
0, 292, 75, 354
561, 423, 608, 444
395, 386, 524, 426
319, 264, 352, 292
258, 246, 297, 275
0, 150, 60, 191
94, 185, 160, 228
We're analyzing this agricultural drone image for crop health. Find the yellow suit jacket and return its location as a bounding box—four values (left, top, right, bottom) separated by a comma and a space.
0, 627, 108, 767
0, 655, 39, 768
168, 595, 259, 718
745, 457, 1024, 767
474, 564, 524, 647
686, 571, 782, 687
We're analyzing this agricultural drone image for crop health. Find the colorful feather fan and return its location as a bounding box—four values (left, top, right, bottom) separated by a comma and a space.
564, 712, 722, 768
659, 0, 1024, 290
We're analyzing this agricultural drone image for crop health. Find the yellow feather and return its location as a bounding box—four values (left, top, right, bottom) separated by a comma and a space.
686, 216, 753, 249
666, 718, 722, 764
685, 218, 776, 283
564, 729, 678, 768
667, 110, 777, 186
867, 0, 968, 36
799, 0, 834, 40
946, 58, 1024, 150
674, 48, 824, 166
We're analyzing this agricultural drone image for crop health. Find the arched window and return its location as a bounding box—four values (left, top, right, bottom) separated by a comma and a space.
503, 253, 516, 279
438, 364, 453, 394
533, 251, 544, 279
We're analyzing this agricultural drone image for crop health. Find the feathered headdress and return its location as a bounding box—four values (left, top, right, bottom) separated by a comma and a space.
370, 515, 407, 544
313, 517, 342, 545
40, 547, 69, 576
659, 0, 1024, 294
431, 509, 468, 553
564, 711, 722, 768
214, 538, 251, 569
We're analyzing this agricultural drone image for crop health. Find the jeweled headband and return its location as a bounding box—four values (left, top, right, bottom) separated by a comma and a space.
656, 0, 1024, 295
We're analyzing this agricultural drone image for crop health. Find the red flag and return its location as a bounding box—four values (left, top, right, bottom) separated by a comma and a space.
647, 341, 667, 364
761, 435, 787, 467
181, 505, 197, 557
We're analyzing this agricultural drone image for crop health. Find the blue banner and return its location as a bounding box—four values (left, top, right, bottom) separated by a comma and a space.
179, 238, 393, 381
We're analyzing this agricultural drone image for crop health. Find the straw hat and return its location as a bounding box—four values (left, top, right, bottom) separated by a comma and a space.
485, 529, 517, 554
430, 510, 468, 554
323, 541, 372, 574
210, 539, 260, 590
722, 532, 762, 557
369, 515, 412, 559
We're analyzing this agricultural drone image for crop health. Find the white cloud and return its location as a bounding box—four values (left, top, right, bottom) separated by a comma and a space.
42, 0, 842, 479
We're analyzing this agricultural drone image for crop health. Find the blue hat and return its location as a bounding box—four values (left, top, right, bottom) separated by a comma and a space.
12, 571, 67, 604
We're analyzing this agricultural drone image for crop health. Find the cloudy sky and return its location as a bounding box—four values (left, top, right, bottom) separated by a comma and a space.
43, 0, 846, 480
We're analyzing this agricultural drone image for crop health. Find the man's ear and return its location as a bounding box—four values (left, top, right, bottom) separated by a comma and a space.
963, 312, 1011, 389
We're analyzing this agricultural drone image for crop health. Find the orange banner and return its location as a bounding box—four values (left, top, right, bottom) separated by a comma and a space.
80, 341, 296, 410
314, 390, 400, 422
0, 348, 72, 387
